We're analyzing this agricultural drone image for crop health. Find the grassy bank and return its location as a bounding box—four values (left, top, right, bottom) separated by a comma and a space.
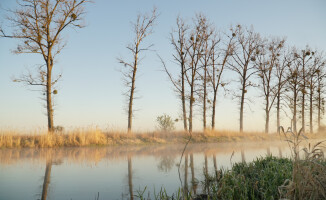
135, 129, 326, 200
137, 155, 326, 200
0, 129, 282, 148
1, 128, 325, 148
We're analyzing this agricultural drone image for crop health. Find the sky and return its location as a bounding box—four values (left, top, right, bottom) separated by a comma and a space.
0, 0, 326, 133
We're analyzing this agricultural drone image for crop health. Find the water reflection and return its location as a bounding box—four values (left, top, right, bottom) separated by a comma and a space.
190, 153, 197, 195
0, 141, 299, 200
128, 155, 133, 200
41, 159, 52, 200
157, 155, 175, 173
184, 153, 188, 193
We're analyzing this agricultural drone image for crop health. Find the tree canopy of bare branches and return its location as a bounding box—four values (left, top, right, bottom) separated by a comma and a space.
0, 0, 89, 132
118, 8, 158, 134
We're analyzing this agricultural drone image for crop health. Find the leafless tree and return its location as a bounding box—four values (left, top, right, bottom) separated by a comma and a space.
197, 15, 214, 131
255, 38, 285, 133
161, 16, 189, 131
307, 51, 326, 133
207, 31, 235, 130
184, 15, 206, 133
227, 25, 261, 133
274, 42, 290, 134
0, 0, 89, 132
315, 58, 326, 131
294, 47, 315, 133
285, 48, 301, 133
118, 8, 158, 134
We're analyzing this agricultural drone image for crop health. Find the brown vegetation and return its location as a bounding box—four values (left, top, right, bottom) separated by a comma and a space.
1, 128, 326, 149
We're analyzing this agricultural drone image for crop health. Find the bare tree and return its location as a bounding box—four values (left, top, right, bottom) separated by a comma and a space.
307, 51, 326, 133
197, 15, 214, 131
0, 0, 89, 132
227, 25, 261, 133
274, 42, 290, 134
295, 46, 315, 133
207, 31, 235, 130
255, 38, 285, 133
184, 15, 206, 133
315, 58, 326, 131
285, 49, 301, 133
118, 8, 157, 134
161, 16, 189, 131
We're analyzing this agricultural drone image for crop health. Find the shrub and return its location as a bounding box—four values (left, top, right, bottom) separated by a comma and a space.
156, 114, 175, 132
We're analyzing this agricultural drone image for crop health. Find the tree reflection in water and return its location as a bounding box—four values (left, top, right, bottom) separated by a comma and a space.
157, 155, 175, 173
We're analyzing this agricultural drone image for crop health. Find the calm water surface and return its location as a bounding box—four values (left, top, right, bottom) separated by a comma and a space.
0, 141, 292, 200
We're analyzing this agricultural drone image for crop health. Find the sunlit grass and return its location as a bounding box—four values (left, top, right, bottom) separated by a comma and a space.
1, 128, 326, 148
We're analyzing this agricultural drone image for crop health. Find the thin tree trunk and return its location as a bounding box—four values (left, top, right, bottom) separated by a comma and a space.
265, 97, 269, 134
302, 91, 305, 133
276, 90, 281, 134
302, 64, 306, 133
240, 86, 245, 133
293, 90, 297, 133
128, 155, 133, 200
211, 89, 217, 129
189, 84, 194, 133
128, 56, 137, 134
46, 63, 54, 132
181, 66, 188, 131
203, 67, 207, 131
41, 160, 52, 200
318, 79, 321, 131
310, 88, 313, 133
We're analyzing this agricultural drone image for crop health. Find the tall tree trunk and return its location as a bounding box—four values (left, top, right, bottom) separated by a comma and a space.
41, 160, 52, 200
240, 85, 245, 133
310, 88, 313, 133
318, 81, 321, 131
189, 84, 194, 133
265, 97, 269, 134
302, 91, 305, 133
211, 89, 217, 129
276, 90, 281, 134
302, 65, 306, 133
203, 67, 207, 131
46, 62, 54, 132
128, 58, 137, 134
128, 155, 133, 200
293, 89, 297, 133
181, 65, 188, 131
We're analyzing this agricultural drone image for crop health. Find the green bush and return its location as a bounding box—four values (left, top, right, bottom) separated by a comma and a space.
156, 114, 175, 132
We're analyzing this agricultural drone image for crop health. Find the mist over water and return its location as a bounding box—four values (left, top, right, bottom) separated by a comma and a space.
0, 141, 294, 200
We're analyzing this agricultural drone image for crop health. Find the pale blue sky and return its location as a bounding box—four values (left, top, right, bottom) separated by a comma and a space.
0, 0, 326, 132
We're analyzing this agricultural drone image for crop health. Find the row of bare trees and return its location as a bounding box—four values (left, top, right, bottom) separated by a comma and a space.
1, 2, 325, 134
163, 14, 326, 134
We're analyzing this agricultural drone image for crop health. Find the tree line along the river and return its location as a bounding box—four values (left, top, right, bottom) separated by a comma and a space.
1, 1, 325, 134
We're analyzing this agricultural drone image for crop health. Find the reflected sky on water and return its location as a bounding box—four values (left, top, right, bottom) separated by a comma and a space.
0, 141, 296, 200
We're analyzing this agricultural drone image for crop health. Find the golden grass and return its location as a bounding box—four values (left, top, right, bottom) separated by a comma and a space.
0, 128, 325, 149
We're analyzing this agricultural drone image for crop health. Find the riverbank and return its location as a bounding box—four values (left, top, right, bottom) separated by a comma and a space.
1, 129, 325, 148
